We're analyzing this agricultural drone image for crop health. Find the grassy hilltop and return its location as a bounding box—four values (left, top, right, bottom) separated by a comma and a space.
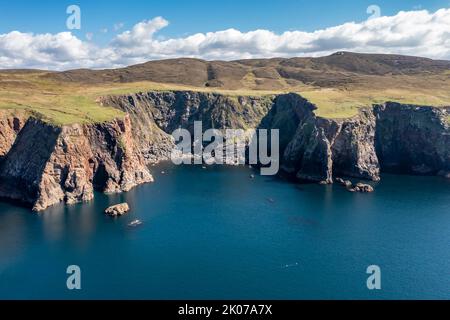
1, 52, 450, 125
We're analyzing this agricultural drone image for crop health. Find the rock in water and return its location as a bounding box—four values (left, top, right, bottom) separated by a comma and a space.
348, 183, 374, 193
105, 203, 130, 216
344, 180, 353, 188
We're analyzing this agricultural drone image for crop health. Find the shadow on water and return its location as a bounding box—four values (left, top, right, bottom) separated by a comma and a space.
0, 163, 449, 299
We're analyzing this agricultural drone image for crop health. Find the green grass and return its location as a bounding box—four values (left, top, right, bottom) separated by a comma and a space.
0, 72, 126, 125
1, 70, 449, 125
300, 87, 450, 119
0, 73, 284, 126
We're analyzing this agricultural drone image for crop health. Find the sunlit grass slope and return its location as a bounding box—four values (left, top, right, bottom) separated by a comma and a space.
1, 70, 449, 125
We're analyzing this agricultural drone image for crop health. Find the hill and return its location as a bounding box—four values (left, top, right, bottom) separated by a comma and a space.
46, 52, 450, 89
1, 52, 450, 123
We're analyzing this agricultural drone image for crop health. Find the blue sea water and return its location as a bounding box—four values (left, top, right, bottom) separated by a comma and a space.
0, 163, 449, 300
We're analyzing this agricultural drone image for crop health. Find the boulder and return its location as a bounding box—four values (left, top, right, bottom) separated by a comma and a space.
348, 183, 374, 193
336, 177, 353, 188
105, 203, 130, 216
344, 180, 353, 188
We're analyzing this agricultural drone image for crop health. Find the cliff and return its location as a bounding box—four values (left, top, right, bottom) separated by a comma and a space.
0, 91, 448, 212
0, 114, 152, 211
0, 110, 27, 162
101, 91, 275, 163
374, 103, 450, 177
102, 91, 449, 183
269, 97, 448, 183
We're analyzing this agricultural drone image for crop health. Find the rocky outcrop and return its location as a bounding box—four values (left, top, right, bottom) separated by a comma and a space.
331, 109, 380, 180
0, 115, 152, 211
105, 203, 130, 216
348, 183, 375, 193
262, 95, 379, 183
100, 94, 175, 163
0, 110, 27, 162
101, 91, 275, 163
258, 93, 314, 154
263, 95, 447, 183
102, 91, 448, 184
336, 178, 375, 192
374, 102, 450, 176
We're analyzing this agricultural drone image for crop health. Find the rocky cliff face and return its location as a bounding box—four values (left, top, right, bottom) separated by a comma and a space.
261, 95, 380, 183
374, 103, 450, 176
100, 94, 175, 163
0, 91, 448, 212
101, 91, 274, 163
0, 115, 152, 211
0, 110, 27, 162
261, 95, 448, 183
103, 91, 448, 184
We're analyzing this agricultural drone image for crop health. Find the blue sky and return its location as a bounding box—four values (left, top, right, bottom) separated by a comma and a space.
0, 0, 447, 41
1, 0, 450, 69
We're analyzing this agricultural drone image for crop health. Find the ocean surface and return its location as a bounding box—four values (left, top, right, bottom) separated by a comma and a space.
0, 163, 449, 300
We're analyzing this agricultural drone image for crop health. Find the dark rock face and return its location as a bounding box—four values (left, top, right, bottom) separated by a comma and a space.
276, 100, 379, 183
0, 118, 61, 207
104, 92, 448, 185
258, 93, 314, 155
100, 94, 175, 163
102, 91, 275, 163
0, 110, 26, 163
267, 95, 447, 183
374, 103, 450, 175
331, 109, 380, 180
296, 126, 333, 183
0, 115, 152, 211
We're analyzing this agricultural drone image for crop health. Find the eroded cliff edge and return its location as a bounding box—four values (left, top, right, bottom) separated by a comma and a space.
101, 91, 275, 162
262, 95, 449, 182
103, 91, 449, 184
0, 91, 448, 211
0, 113, 152, 211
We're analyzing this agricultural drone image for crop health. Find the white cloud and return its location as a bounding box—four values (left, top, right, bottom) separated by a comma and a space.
113, 17, 168, 47
1, 9, 450, 70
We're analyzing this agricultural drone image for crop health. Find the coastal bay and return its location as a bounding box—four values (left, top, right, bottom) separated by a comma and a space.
0, 164, 449, 299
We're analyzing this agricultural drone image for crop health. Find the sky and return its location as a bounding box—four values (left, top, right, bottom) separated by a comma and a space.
0, 0, 450, 69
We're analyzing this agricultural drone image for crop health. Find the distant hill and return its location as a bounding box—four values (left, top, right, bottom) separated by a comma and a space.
1, 52, 450, 124
45, 52, 450, 89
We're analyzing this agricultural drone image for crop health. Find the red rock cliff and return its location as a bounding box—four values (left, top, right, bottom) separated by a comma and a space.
0, 114, 153, 211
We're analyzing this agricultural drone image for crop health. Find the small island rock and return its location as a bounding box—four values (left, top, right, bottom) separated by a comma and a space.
348, 183, 374, 193
105, 203, 130, 216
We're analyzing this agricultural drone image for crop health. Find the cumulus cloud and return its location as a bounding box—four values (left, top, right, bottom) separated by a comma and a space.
1, 9, 450, 70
